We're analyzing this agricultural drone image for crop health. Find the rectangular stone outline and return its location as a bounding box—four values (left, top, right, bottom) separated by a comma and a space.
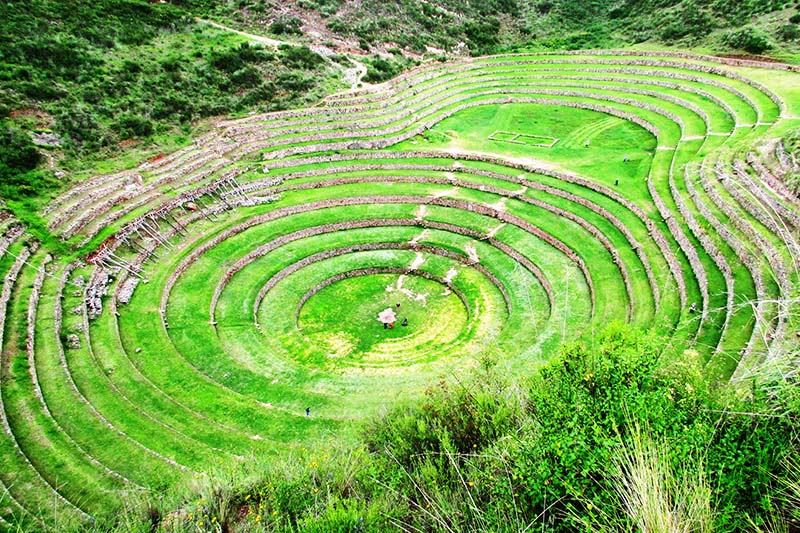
488, 130, 559, 148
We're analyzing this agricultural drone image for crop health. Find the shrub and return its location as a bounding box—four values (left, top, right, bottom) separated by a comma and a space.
270, 16, 303, 35
116, 114, 153, 139
658, 0, 714, 41
361, 324, 799, 531
0, 124, 42, 172
778, 23, 800, 41
276, 70, 315, 92
279, 45, 325, 70
463, 17, 501, 54
0, 125, 59, 203
363, 368, 525, 469
721, 27, 773, 53
361, 55, 408, 83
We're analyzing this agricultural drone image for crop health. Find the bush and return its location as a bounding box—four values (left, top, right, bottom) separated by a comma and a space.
463, 17, 501, 54
0, 124, 42, 172
276, 70, 315, 92
279, 45, 325, 70
362, 56, 403, 83
363, 368, 524, 468
721, 27, 773, 53
778, 23, 800, 41
0, 124, 60, 203
365, 324, 799, 531
116, 114, 153, 139
270, 16, 303, 35
660, 1, 714, 41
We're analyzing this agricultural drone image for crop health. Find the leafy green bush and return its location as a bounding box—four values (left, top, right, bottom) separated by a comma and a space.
778, 23, 800, 41
115, 114, 153, 139
0, 124, 41, 173
270, 16, 303, 35
362, 324, 799, 531
279, 45, 325, 70
363, 371, 525, 468
463, 18, 502, 54
721, 26, 773, 53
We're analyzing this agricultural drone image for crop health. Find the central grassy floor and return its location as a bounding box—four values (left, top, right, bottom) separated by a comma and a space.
297, 273, 469, 365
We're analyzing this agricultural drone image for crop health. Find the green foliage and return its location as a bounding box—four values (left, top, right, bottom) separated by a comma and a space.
540, 25, 614, 50
778, 23, 800, 41
721, 26, 773, 53
0, 0, 331, 187
484, 325, 703, 529
361, 55, 416, 83
363, 372, 525, 468
359, 325, 798, 531
516, 0, 797, 52
463, 18, 502, 55
279, 45, 325, 70
659, 0, 715, 41
270, 16, 304, 35
0, 123, 41, 174
783, 127, 800, 164
0, 123, 59, 210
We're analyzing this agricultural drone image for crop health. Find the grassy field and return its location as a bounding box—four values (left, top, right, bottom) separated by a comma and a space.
1, 49, 799, 529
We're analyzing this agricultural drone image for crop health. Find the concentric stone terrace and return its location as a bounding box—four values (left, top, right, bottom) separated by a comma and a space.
2, 50, 800, 528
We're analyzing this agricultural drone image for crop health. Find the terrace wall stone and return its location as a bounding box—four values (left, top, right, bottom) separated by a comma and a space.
267, 173, 634, 316
267, 149, 684, 303
674, 167, 734, 344
293, 266, 473, 326
206, 218, 554, 324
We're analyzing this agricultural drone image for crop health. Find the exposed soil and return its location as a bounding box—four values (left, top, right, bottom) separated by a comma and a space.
716, 53, 783, 63
9, 107, 55, 128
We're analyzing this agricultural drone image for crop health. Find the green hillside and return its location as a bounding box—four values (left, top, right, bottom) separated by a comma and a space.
1, 2, 799, 532
3, 0, 800, 206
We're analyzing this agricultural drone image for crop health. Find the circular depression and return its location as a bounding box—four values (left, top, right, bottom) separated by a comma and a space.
296, 271, 470, 368
251, 248, 511, 372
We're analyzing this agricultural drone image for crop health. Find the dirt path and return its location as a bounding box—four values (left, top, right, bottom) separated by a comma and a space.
343, 57, 368, 90
196, 18, 369, 90
197, 18, 293, 48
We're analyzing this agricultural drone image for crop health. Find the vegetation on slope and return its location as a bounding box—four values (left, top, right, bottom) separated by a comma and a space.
2, 3, 800, 528
217, 0, 800, 57
3, 0, 800, 207
0, 0, 332, 207
783, 126, 800, 194
82, 325, 799, 532
539, 0, 799, 54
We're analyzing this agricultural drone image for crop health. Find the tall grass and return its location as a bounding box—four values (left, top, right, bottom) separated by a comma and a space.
616, 424, 712, 533
575, 422, 713, 533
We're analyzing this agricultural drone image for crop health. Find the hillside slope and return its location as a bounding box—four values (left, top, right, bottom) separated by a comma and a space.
3, 0, 800, 206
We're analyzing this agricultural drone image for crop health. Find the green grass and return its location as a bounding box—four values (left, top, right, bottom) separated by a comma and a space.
298, 273, 469, 355
2, 49, 798, 529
